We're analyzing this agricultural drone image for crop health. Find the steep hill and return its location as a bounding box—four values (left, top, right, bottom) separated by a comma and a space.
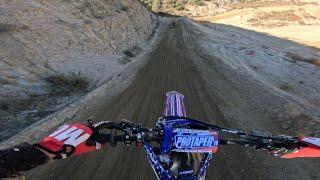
0, 0, 157, 103
0, 0, 158, 140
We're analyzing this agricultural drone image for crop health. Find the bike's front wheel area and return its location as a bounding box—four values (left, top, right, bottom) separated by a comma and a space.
162, 91, 210, 179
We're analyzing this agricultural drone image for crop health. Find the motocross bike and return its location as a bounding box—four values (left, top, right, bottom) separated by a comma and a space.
73, 91, 320, 179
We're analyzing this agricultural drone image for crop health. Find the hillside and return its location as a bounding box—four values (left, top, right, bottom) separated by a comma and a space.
139, 0, 307, 16
140, 0, 320, 54
197, 0, 320, 49
0, 0, 158, 140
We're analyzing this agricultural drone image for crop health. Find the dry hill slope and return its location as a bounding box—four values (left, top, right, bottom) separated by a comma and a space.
0, 0, 158, 140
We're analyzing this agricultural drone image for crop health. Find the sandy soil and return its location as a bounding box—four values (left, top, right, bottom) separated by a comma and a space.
25, 19, 320, 180
197, 3, 320, 48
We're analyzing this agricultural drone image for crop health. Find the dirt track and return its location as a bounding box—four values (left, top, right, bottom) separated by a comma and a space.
27, 20, 320, 180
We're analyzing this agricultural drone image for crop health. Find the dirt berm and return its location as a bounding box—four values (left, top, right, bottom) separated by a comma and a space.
26, 19, 320, 179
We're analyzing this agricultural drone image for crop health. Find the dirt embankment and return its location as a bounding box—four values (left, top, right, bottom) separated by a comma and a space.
0, 0, 156, 102
0, 0, 158, 141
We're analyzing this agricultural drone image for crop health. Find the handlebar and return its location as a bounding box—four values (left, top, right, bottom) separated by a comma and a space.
86, 117, 320, 159
95, 134, 162, 147
90, 118, 300, 153
90, 120, 163, 146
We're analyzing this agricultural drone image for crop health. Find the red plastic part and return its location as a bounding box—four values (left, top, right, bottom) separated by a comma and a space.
38, 123, 99, 156
281, 146, 320, 158
281, 136, 320, 159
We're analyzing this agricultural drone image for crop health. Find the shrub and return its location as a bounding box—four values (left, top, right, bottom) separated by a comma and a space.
117, 3, 129, 12
0, 23, 10, 32
123, 46, 142, 57
195, 1, 205, 6
279, 82, 293, 91
181, 0, 189, 5
173, 2, 185, 10
123, 49, 135, 57
46, 72, 89, 95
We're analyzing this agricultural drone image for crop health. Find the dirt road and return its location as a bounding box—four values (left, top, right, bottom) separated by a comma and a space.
27, 20, 320, 180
